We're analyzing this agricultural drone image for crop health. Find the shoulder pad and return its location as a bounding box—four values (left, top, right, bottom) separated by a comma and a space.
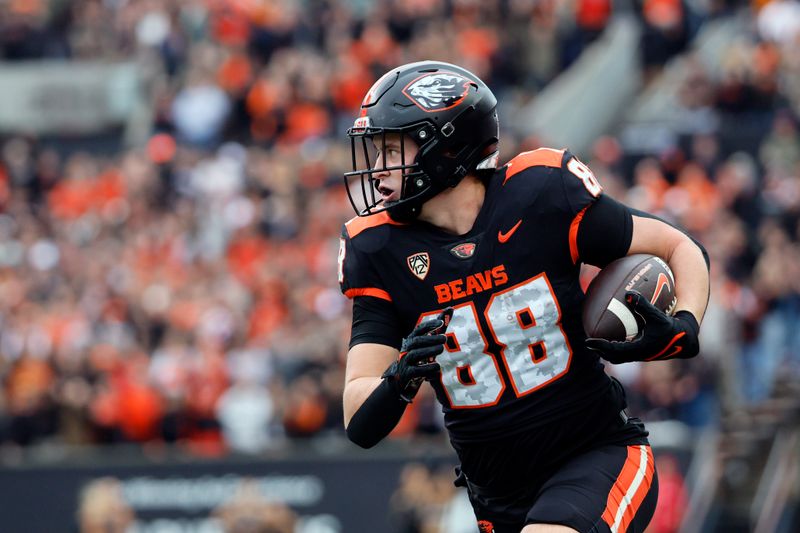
338, 221, 393, 302
503, 148, 566, 184
344, 211, 405, 239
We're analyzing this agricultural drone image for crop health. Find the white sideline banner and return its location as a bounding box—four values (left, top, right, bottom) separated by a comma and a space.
0, 61, 140, 134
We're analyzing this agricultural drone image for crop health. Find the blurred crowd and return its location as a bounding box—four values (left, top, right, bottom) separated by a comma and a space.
601, 0, 800, 427
0, 0, 797, 486
0, 0, 627, 455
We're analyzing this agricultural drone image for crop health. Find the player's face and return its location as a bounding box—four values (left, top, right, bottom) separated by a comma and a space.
371, 133, 419, 204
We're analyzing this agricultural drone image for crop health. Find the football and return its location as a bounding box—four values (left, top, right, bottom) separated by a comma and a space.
582, 254, 677, 341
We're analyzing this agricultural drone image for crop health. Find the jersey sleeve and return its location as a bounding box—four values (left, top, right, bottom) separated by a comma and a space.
557, 149, 603, 217
338, 224, 392, 302
576, 194, 634, 267
338, 224, 402, 349
556, 150, 606, 264
349, 295, 403, 349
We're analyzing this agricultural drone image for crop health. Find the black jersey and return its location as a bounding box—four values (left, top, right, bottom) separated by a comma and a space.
338, 148, 641, 466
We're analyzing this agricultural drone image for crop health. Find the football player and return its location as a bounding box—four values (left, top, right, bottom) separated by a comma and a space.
339, 61, 709, 533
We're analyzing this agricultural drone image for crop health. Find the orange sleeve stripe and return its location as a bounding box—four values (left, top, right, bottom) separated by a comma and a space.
602, 445, 655, 533
503, 148, 565, 184
344, 287, 392, 301
345, 212, 404, 238
568, 205, 589, 264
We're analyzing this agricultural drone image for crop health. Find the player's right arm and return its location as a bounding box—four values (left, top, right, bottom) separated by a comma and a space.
342, 304, 448, 448
343, 342, 398, 428
337, 223, 446, 448
343, 340, 407, 448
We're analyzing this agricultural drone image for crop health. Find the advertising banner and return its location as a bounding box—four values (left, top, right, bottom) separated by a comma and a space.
0, 453, 431, 532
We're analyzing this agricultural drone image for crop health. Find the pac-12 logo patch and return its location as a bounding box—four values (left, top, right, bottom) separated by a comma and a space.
407, 252, 430, 280
450, 242, 476, 259
402, 72, 473, 112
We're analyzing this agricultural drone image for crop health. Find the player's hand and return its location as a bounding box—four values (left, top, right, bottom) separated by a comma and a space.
382, 307, 453, 402
585, 291, 700, 364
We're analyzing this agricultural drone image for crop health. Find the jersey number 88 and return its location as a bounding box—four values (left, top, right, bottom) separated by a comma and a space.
420, 273, 572, 409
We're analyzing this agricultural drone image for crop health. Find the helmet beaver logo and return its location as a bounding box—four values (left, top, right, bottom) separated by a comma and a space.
402, 72, 473, 112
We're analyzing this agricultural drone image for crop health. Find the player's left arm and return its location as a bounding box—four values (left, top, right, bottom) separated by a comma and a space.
576, 193, 710, 319
561, 154, 709, 362
577, 194, 710, 363
628, 213, 709, 322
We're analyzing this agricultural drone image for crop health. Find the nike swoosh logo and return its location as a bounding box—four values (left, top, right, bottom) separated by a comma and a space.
650, 273, 670, 305
498, 220, 522, 243
645, 332, 685, 361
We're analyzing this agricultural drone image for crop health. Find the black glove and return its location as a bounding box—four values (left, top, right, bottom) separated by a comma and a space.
585, 291, 700, 364
382, 307, 453, 402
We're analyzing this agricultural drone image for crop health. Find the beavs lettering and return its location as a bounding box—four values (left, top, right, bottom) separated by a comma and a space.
434, 265, 508, 304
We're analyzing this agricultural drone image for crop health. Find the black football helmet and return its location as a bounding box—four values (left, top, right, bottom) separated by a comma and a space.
344, 60, 499, 221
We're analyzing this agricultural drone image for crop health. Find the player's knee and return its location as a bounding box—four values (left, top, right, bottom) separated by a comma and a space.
521, 524, 580, 533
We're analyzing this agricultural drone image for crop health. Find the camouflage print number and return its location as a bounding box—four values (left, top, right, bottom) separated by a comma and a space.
485, 274, 572, 396
426, 303, 505, 408
420, 273, 571, 408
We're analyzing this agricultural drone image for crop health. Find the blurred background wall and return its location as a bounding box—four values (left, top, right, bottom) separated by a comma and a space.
0, 0, 799, 532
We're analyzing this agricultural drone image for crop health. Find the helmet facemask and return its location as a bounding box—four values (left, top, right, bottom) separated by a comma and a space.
344, 120, 434, 220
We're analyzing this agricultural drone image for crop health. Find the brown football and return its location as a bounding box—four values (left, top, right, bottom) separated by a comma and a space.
582, 254, 677, 341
